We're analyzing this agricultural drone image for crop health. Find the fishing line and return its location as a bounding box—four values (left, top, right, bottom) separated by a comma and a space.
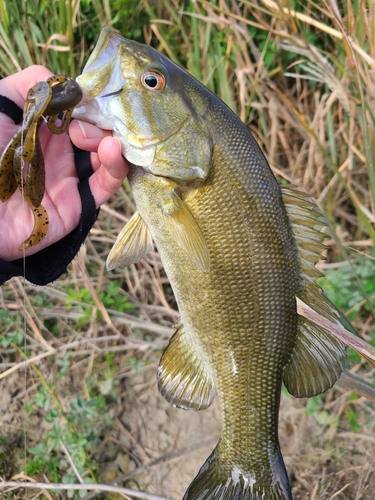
19, 115, 29, 498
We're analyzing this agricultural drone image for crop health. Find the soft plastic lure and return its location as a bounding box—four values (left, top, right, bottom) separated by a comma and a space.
0, 75, 82, 250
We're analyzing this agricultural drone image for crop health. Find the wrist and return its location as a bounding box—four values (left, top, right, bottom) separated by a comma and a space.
0, 82, 23, 149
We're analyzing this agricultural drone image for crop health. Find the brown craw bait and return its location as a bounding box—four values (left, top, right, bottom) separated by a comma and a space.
0, 75, 82, 250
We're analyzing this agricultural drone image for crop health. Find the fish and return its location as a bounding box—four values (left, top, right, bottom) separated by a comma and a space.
73, 27, 346, 500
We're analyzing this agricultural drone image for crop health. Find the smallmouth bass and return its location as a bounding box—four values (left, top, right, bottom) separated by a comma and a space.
74, 27, 346, 500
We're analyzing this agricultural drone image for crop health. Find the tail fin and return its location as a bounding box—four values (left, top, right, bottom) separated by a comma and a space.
182, 445, 292, 500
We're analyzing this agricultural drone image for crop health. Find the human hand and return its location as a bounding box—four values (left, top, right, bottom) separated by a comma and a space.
0, 65, 129, 261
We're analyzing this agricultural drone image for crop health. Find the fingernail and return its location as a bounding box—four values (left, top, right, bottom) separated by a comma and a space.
77, 120, 103, 139
113, 136, 122, 154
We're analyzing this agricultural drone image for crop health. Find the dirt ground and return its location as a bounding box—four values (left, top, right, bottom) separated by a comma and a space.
1, 359, 375, 500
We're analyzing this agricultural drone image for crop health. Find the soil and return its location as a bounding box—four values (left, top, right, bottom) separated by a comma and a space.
2, 360, 375, 500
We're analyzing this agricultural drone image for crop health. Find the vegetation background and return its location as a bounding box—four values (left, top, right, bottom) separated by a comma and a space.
0, 0, 374, 498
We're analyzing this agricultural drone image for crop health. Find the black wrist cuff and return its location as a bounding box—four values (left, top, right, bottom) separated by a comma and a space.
0, 147, 99, 286
0, 94, 23, 124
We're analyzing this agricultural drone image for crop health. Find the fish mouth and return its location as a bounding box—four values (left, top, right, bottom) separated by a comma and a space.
100, 87, 124, 98
73, 28, 148, 147
73, 90, 189, 149
73, 29, 125, 127
73, 26, 190, 167
73, 27, 127, 129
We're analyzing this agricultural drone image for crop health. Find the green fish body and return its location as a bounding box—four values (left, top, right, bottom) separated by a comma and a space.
74, 27, 346, 500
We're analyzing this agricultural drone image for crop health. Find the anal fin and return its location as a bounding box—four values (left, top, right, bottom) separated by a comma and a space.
281, 185, 346, 398
157, 323, 216, 410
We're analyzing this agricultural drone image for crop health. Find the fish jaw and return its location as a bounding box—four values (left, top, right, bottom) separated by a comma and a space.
76, 27, 123, 98
73, 28, 124, 129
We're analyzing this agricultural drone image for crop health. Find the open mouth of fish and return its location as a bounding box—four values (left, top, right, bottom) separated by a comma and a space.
73, 29, 190, 169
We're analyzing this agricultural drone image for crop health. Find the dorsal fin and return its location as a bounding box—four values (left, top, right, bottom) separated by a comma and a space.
281, 185, 346, 397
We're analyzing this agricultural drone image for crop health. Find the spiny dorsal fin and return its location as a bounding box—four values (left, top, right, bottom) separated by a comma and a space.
281, 185, 346, 398
106, 211, 153, 270
161, 190, 210, 271
157, 323, 216, 410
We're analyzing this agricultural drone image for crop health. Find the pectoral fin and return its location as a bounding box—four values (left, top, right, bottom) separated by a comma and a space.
106, 211, 153, 270
161, 191, 210, 271
281, 185, 346, 397
158, 323, 216, 410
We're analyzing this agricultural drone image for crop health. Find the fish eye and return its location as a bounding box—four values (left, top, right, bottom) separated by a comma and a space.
141, 71, 166, 91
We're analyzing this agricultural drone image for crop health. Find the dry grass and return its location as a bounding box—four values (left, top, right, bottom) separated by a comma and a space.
0, 0, 375, 498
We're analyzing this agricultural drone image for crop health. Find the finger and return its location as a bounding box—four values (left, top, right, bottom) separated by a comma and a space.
88, 136, 130, 207
0, 65, 54, 108
69, 119, 110, 152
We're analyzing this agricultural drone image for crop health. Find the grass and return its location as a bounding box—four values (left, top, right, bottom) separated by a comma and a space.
0, 0, 375, 498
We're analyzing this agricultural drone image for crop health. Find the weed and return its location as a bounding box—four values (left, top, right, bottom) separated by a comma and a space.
56, 352, 72, 377
24, 386, 113, 497
0, 330, 23, 348
65, 281, 134, 326
128, 357, 144, 374
99, 280, 135, 312
321, 255, 375, 322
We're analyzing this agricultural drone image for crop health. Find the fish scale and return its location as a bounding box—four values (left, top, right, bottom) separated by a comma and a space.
74, 27, 346, 500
